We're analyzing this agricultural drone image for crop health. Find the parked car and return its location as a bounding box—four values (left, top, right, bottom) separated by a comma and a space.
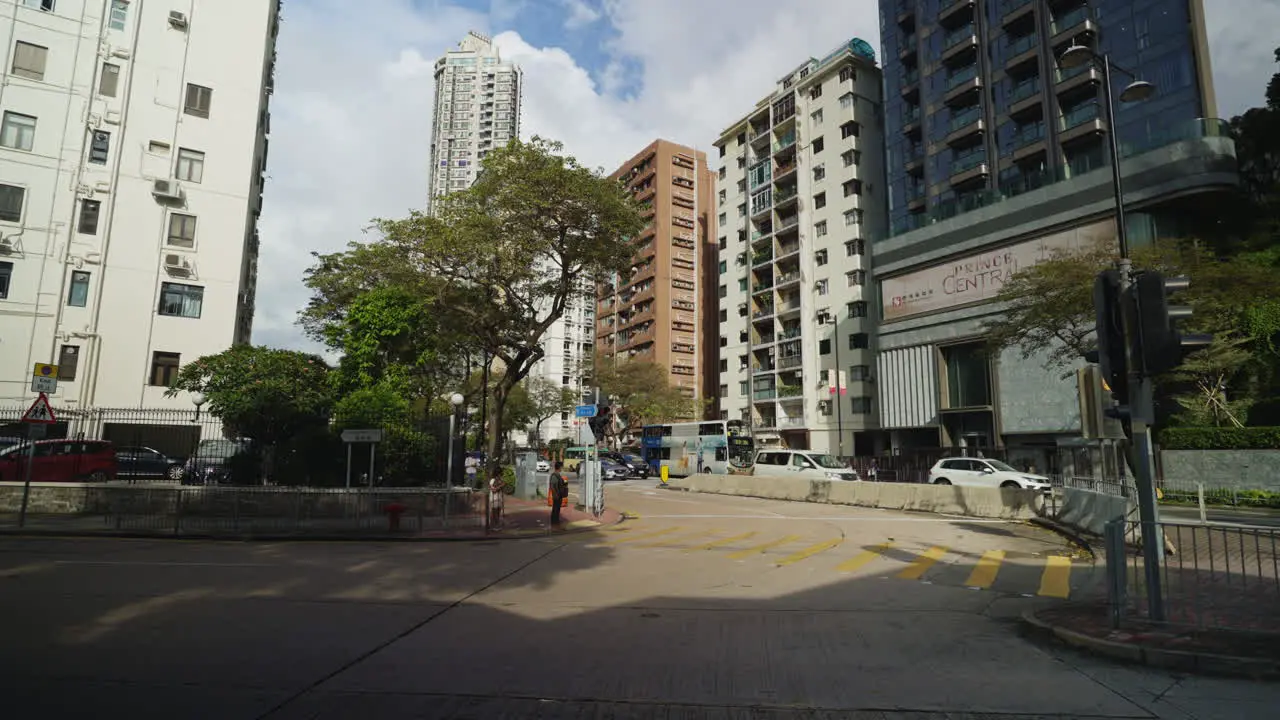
536, 458, 551, 472
0, 440, 117, 483
752, 450, 859, 481
183, 438, 255, 485
115, 446, 186, 481
928, 457, 1051, 492
599, 458, 631, 481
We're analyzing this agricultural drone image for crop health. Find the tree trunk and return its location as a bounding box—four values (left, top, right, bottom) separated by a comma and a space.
485, 382, 512, 486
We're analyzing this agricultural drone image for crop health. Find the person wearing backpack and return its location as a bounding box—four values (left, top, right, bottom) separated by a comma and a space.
549, 461, 569, 528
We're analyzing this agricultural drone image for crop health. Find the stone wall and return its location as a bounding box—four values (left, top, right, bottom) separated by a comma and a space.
1159, 450, 1280, 492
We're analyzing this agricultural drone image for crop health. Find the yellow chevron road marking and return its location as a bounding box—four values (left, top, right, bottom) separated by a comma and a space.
1038, 555, 1073, 598
685, 531, 757, 552
776, 538, 844, 567
965, 550, 1005, 589
726, 535, 801, 560
897, 546, 948, 580
836, 542, 894, 573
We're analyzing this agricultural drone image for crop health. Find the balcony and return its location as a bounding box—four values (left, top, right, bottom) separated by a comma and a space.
1010, 121, 1047, 161
775, 215, 800, 234
1004, 32, 1038, 71
753, 388, 777, 402
755, 332, 776, 345
776, 299, 802, 316
777, 385, 803, 399
1059, 102, 1103, 144
752, 304, 775, 319
774, 188, 798, 208
906, 186, 926, 211
1055, 64, 1100, 95
941, 24, 977, 62
1051, 5, 1096, 44
900, 67, 920, 97
1006, 79, 1040, 117
753, 362, 776, 374
949, 148, 989, 186
894, 0, 913, 24
779, 326, 802, 341
943, 64, 981, 104
776, 241, 800, 259
752, 250, 773, 267
775, 270, 801, 287
778, 354, 803, 370
1002, 0, 1033, 24
904, 145, 924, 173
779, 417, 806, 427
753, 276, 774, 293
946, 105, 984, 145
938, 0, 974, 25
899, 32, 917, 60
772, 131, 797, 154
901, 105, 921, 134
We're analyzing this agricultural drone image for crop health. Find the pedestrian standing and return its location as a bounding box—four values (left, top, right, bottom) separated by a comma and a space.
488, 473, 505, 530
549, 461, 568, 528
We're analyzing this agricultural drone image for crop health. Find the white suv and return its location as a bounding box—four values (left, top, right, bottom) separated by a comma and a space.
753, 450, 859, 481
928, 457, 1051, 492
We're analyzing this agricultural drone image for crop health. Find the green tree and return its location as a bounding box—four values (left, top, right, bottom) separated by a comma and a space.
594, 357, 697, 445
368, 137, 646, 479
1167, 333, 1254, 428
522, 376, 578, 448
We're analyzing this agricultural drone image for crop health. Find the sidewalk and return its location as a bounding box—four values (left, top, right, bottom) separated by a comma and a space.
0, 496, 623, 542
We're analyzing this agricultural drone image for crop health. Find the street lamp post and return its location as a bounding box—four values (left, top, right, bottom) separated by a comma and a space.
1058, 45, 1163, 620
191, 391, 207, 423
446, 392, 465, 528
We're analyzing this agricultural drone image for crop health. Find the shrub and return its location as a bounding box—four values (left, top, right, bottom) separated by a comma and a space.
501, 466, 516, 494
1158, 427, 1280, 450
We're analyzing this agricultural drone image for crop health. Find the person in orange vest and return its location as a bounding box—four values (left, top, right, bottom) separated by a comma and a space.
549, 460, 569, 528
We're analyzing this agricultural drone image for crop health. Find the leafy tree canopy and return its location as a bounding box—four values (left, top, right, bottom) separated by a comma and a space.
166, 345, 334, 445
594, 358, 698, 437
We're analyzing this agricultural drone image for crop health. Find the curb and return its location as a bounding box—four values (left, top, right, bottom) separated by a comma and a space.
1020, 608, 1280, 681
1028, 517, 1096, 558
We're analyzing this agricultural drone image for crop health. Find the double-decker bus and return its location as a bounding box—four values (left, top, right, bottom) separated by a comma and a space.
640, 420, 754, 477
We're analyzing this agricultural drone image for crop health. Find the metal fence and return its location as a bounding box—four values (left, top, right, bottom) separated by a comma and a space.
0, 405, 469, 488
60, 485, 486, 536
1156, 478, 1280, 510
1104, 518, 1280, 633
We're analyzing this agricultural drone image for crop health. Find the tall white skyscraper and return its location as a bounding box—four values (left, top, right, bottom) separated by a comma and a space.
0, 0, 278, 409
427, 31, 522, 209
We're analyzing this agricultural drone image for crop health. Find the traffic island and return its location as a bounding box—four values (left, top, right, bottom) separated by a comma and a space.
1021, 602, 1280, 680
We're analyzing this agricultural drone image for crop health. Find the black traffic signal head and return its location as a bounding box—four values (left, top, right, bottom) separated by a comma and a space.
1090, 269, 1127, 401
1131, 272, 1213, 376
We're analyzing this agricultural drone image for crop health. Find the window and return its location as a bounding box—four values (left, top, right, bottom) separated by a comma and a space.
11, 41, 48, 80
845, 239, 865, 255
844, 209, 862, 227
810, 109, 823, 125
815, 279, 829, 295
176, 148, 204, 183
810, 84, 822, 99
719, 384, 728, 398
1, 112, 36, 151
718, 284, 727, 299
57, 345, 79, 381
815, 220, 827, 237
839, 66, 856, 83
167, 213, 196, 248
847, 301, 867, 318
839, 92, 855, 109
718, 308, 727, 322
813, 192, 826, 209
108, 0, 129, 31
846, 270, 866, 286
0, 184, 24, 222
718, 212, 726, 226
850, 364, 871, 381
842, 149, 861, 167
840, 121, 860, 139
850, 396, 873, 414
78, 200, 101, 234
737, 203, 746, 217
719, 359, 728, 372
99, 63, 120, 96
150, 352, 181, 387
812, 136, 825, 153
815, 249, 828, 266
21, 1, 56, 11
718, 189, 726, 204
718, 260, 727, 274
184, 83, 212, 118
843, 179, 863, 197
719, 336, 727, 347
738, 278, 747, 292
943, 343, 992, 408
0, 260, 11, 298
848, 333, 869, 350
88, 130, 110, 164
813, 164, 825, 182
66, 271, 90, 307
157, 282, 203, 318
820, 339, 831, 355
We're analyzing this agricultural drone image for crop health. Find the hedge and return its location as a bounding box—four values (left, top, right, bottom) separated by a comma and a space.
1158, 427, 1280, 450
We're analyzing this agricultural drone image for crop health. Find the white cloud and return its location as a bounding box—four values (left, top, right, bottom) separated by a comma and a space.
257, 0, 1276, 354
561, 0, 602, 29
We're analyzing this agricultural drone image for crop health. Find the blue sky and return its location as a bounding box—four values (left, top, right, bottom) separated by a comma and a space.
254, 0, 1280, 356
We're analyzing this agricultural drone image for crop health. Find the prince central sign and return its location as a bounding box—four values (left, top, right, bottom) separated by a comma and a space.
881, 218, 1114, 322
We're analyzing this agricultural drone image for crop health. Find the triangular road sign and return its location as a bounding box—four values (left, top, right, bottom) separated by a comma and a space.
22, 393, 56, 424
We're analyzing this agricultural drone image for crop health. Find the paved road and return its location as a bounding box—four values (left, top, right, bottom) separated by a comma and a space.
2, 479, 1276, 719
1159, 504, 1280, 529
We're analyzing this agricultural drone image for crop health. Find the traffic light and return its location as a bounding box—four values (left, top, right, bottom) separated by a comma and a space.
1087, 269, 1127, 402
587, 396, 611, 441
1130, 272, 1213, 376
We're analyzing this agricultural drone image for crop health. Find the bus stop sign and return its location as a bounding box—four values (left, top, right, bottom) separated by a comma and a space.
575, 404, 597, 418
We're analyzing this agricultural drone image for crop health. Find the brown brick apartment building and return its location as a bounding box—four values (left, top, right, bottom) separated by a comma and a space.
597, 140, 717, 417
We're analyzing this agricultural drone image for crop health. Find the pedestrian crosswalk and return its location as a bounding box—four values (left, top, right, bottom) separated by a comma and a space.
568, 525, 1087, 599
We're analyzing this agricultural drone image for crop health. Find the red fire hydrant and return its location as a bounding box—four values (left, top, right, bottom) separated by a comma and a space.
385, 501, 408, 531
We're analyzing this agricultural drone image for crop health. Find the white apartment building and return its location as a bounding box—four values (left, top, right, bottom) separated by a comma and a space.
0, 0, 277, 410
426, 31, 521, 209
515, 280, 594, 447
713, 38, 886, 456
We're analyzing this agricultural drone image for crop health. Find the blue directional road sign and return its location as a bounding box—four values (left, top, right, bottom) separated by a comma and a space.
575, 404, 597, 418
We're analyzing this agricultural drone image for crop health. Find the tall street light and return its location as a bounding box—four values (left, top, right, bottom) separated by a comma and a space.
1058, 44, 1164, 620
446, 392, 465, 527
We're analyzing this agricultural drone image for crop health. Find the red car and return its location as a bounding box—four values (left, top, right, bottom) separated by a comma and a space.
0, 439, 117, 483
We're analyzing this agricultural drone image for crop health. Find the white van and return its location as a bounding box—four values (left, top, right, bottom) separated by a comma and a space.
752, 450, 859, 481
927, 457, 1051, 492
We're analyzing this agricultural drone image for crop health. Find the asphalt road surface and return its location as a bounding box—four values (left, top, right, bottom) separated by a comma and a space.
2, 478, 1276, 719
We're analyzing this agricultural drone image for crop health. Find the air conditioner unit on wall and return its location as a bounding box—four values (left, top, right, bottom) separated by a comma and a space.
168, 11, 189, 29
163, 253, 192, 274
152, 179, 183, 200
